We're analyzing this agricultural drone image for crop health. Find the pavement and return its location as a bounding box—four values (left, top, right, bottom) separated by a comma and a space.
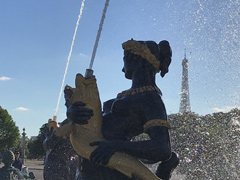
24, 160, 44, 180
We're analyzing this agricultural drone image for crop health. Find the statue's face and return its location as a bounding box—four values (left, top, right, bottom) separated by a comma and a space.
123, 51, 136, 79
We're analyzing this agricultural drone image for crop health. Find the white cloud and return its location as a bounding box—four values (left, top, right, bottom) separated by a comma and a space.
0, 76, 11, 81
16, 107, 30, 111
213, 106, 239, 113
79, 53, 88, 57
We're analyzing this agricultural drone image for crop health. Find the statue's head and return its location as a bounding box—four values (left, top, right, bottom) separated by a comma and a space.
64, 85, 73, 108
2, 150, 15, 167
122, 39, 172, 78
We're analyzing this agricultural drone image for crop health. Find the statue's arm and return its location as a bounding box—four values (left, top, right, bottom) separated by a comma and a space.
89, 126, 171, 165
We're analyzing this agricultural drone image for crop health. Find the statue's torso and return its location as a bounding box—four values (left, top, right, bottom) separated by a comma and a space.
102, 91, 163, 140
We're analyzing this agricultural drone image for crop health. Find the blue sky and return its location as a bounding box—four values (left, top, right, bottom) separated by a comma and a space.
1, 0, 240, 137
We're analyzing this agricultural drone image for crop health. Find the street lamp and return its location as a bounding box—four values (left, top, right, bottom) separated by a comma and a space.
21, 128, 26, 164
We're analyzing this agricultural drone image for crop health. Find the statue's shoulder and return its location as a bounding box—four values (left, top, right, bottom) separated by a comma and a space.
0, 168, 5, 179
0, 166, 25, 180
139, 91, 162, 103
103, 98, 117, 113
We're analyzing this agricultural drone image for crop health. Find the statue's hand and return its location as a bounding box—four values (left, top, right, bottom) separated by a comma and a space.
67, 101, 93, 124
89, 141, 116, 166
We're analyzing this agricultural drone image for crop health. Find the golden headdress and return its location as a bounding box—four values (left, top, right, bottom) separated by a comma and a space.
122, 39, 160, 72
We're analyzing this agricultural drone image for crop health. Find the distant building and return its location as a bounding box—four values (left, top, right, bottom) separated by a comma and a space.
30, 136, 37, 140
179, 51, 191, 113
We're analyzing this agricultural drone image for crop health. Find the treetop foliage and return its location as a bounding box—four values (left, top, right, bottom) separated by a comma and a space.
0, 106, 20, 153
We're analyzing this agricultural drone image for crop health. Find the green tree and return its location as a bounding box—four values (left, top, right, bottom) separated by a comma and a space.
27, 139, 36, 159
27, 123, 48, 159
0, 106, 20, 153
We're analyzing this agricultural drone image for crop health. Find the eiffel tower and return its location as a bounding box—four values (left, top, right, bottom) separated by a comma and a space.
179, 50, 191, 113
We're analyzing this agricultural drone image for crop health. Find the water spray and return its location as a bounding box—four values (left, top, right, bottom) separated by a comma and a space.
54, 0, 86, 121
85, 0, 110, 79
53, 0, 110, 122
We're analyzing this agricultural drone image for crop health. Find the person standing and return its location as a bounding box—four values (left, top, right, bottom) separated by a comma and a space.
12, 150, 22, 171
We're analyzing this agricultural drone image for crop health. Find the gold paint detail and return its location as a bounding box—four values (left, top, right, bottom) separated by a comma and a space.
122, 39, 160, 72
143, 119, 171, 132
117, 86, 162, 98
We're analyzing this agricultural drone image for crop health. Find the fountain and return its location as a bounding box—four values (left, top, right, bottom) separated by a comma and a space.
45, 0, 240, 179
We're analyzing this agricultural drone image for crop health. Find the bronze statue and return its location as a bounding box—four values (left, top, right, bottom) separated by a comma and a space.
56, 39, 179, 180
43, 88, 77, 180
0, 150, 35, 180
